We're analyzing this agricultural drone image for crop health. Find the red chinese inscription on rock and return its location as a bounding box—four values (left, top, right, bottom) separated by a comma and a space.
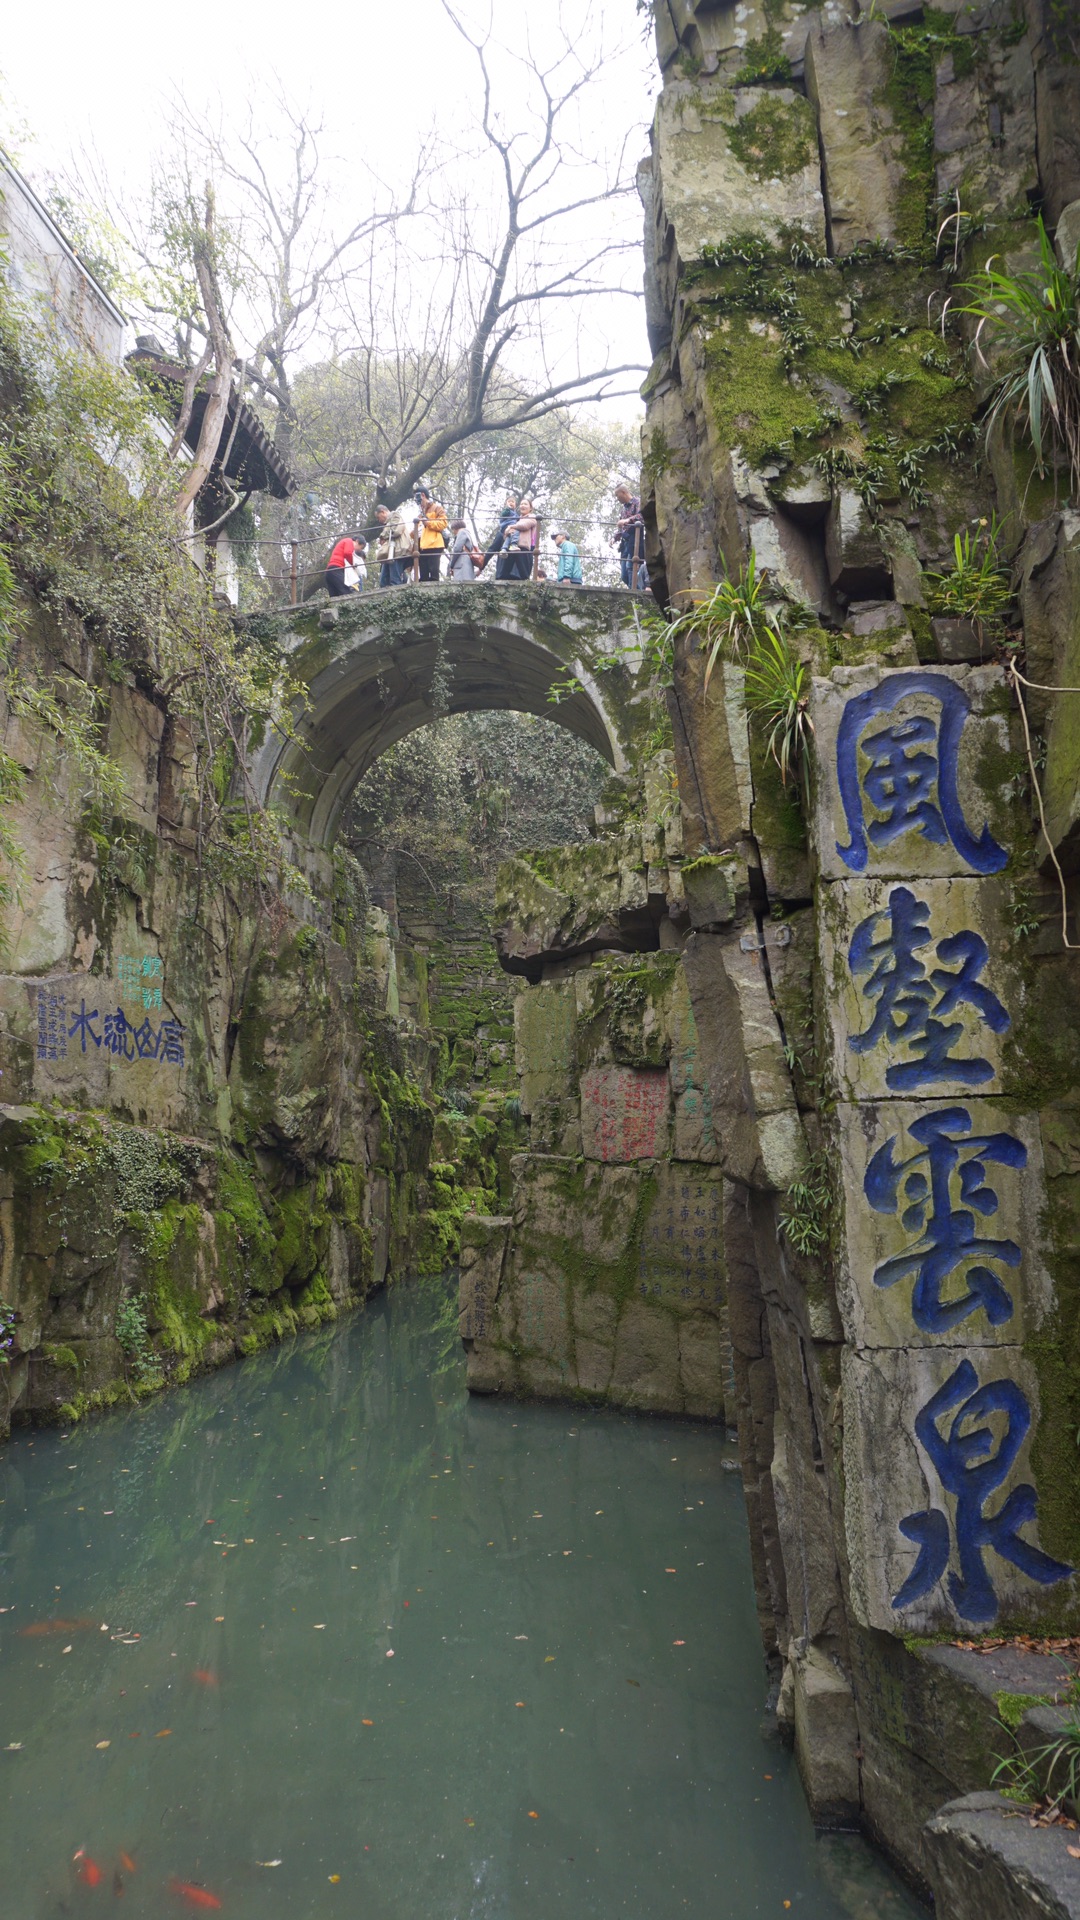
579, 1066, 671, 1162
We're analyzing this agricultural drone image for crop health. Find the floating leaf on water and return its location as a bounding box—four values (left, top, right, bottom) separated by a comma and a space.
255, 1860, 282, 1868
4, 1742, 22, 1751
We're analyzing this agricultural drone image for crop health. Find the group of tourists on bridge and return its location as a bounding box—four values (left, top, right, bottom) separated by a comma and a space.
323, 483, 647, 597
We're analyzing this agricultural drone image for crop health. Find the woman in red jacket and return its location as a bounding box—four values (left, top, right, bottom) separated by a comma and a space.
325, 535, 365, 596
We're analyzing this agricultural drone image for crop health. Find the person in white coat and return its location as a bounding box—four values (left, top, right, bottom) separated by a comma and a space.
448, 521, 476, 581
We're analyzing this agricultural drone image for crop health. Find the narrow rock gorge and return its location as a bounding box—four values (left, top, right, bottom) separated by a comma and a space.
4, 3, 1080, 1912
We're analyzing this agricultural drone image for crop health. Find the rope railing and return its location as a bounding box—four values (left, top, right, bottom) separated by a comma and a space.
222, 513, 647, 604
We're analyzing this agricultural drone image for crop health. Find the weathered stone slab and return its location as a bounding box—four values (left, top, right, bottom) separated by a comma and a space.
810, 663, 1011, 882
579, 1064, 672, 1161
513, 1268, 572, 1378
514, 979, 581, 1154
673, 1084, 723, 1162
0, 965, 187, 1122
934, 35, 1038, 221
652, 77, 825, 265
923, 1791, 1080, 1920
608, 1297, 683, 1412
843, 1344, 1077, 1632
791, 1641, 861, 1823
459, 1154, 727, 1416
636, 1163, 725, 1312
818, 876, 1015, 1103
458, 1214, 512, 1346
825, 487, 892, 599
106, 684, 166, 831
805, 17, 908, 254
834, 1097, 1051, 1349
850, 1628, 1077, 1821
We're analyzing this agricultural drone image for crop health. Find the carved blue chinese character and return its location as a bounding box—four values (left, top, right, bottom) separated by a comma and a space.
103, 1008, 136, 1061
68, 1000, 101, 1053
892, 1358, 1071, 1622
864, 1106, 1025, 1332
157, 1019, 185, 1066
133, 1018, 159, 1059
835, 673, 1006, 875
849, 885, 1010, 1090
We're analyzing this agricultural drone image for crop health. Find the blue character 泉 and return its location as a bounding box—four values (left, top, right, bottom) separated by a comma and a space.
892, 1358, 1071, 1623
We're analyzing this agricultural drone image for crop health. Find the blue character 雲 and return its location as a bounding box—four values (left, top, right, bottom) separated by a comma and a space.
864, 1105, 1025, 1332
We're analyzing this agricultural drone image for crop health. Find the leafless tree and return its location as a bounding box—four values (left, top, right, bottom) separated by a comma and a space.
316, 0, 648, 511
172, 92, 426, 460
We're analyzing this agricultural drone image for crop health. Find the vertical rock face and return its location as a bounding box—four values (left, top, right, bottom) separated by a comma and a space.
632, 0, 1080, 1890
0, 598, 464, 1429
463, 762, 730, 1423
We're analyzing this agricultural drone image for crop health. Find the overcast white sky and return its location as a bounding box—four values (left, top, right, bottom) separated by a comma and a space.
1, 0, 656, 403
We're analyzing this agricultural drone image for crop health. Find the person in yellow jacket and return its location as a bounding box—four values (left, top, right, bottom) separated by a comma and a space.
416, 489, 448, 583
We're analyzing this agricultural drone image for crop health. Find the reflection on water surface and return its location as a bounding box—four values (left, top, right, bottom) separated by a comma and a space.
0, 1277, 924, 1917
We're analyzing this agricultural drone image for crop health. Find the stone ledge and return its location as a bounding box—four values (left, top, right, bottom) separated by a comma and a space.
923, 1791, 1080, 1919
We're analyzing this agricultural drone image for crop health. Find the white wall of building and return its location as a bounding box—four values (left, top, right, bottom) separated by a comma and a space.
0, 158, 127, 365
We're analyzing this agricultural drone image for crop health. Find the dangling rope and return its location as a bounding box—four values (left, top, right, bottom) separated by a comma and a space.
1006, 661, 1080, 950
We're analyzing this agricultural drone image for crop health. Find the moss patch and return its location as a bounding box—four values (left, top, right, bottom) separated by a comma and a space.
728, 95, 815, 181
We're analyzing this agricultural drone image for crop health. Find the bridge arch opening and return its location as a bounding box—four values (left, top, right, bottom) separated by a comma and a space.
251, 585, 642, 848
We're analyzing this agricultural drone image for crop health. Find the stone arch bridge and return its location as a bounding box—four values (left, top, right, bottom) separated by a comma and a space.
247, 582, 649, 846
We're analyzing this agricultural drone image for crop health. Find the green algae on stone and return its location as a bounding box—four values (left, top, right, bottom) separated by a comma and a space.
727, 94, 816, 181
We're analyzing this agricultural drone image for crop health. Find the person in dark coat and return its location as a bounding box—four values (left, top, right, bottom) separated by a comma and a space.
482, 493, 520, 578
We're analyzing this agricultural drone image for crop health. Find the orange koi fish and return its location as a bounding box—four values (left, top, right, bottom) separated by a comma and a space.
21, 1618, 96, 1637
168, 1879, 223, 1910
73, 1850, 103, 1886
118, 1852, 137, 1874
191, 1669, 219, 1687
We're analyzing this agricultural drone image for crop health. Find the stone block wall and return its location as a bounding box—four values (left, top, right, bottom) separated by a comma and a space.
633, 0, 1080, 1894
460, 949, 730, 1421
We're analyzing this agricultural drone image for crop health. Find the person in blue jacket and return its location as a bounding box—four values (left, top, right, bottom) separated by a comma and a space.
552, 531, 583, 585
481, 492, 520, 578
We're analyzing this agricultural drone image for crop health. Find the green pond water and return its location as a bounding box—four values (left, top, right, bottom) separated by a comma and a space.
0, 1277, 926, 1919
